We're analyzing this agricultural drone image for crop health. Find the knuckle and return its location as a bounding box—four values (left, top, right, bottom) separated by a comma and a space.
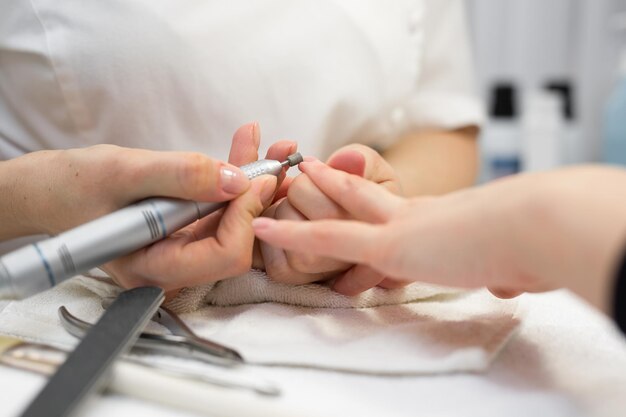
252, 192, 266, 214
178, 153, 214, 198
264, 257, 292, 283
223, 250, 252, 278
90, 143, 122, 157
232, 257, 253, 277
274, 199, 300, 220
286, 175, 309, 205
285, 251, 319, 273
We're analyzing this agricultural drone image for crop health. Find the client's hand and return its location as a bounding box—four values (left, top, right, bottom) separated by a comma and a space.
253, 159, 568, 300
257, 144, 409, 295
255, 162, 626, 315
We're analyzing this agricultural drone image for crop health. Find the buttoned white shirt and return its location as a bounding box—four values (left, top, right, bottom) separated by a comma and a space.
0, 0, 483, 161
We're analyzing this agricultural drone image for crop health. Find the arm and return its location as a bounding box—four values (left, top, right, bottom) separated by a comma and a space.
253, 161, 626, 313
0, 151, 54, 240
382, 126, 479, 197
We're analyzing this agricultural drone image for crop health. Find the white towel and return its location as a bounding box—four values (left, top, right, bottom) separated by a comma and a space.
165, 269, 461, 312
0, 271, 520, 375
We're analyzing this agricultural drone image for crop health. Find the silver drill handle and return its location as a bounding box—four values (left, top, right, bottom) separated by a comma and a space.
0, 154, 303, 299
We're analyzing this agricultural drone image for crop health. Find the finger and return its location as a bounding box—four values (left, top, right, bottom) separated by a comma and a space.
265, 140, 297, 163
175, 176, 277, 286
214, 175, 277, 253
120, 148, 249, 204
253, 217, 380, 266
287, 147, 391, 220
261, 236, 332, 285
228, 122, 260, 166
298, 159, 403, 223
327, 148, 366, 177
378, 278, 412, 290
488, 287, 523, 299
287, 173, 350, 220
332, 265, 386, 296
265, 140, 298, 199
274, 199, 351, 273
274, 176, 294, 202
257, 201, 330, 284
327, 145, 402, 194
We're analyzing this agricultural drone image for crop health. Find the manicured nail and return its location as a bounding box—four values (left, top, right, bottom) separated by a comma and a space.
298, 159, 321, 173
252, 217, 276, 231
220, 165, 249, 194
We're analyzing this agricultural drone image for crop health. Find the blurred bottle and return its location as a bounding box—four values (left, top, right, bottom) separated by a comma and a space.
603, 13, 626, 165
480, 83, 521, 181
545, 80, 580, 165
521, 88, 564, 172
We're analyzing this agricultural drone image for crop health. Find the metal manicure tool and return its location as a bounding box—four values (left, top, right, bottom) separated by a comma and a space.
0, 153, 304, 299
59, 299, 243, 367
57, 304, 280, 396
21, 287, 165, 417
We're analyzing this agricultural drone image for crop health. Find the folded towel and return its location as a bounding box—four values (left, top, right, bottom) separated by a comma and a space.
166, 269, 461, 312
0, 271, 520, 375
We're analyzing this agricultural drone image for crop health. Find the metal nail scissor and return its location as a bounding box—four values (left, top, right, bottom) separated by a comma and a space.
57, 306, 280, 396
59, 304, 243, 367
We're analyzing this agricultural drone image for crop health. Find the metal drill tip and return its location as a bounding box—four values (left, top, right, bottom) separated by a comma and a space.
281, 152, 304, 167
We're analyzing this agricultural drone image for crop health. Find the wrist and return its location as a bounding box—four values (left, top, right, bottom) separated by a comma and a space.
0, 150, 60, 240
514, 168, 626, 312
0, 155, 35, 239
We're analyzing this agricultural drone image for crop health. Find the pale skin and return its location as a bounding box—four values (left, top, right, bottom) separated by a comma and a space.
256, 127, 478, 295
253, 156, 626, 313
0, 123, 294, 292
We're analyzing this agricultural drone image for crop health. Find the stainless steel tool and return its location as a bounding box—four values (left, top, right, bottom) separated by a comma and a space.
20, 286, 164, 417
56, 305, 280, 396
60, 304, 242, 367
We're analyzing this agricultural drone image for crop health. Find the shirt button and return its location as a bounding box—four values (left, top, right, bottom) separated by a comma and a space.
390, 107, 407, 125
408, 10, 421, 33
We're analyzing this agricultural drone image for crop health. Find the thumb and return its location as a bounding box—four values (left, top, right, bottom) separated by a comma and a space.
327, 149, 367, 177
327, 144, 401, 194
122, 149, 250, 203
214, 175, 277, 257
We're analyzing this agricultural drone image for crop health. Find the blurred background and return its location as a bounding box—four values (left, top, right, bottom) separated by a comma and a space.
466, 0, 626, 182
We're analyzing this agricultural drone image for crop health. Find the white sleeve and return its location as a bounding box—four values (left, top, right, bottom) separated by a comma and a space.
406, 0, 485, 130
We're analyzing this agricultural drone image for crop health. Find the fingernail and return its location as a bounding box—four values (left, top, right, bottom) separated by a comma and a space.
259, 176, 277, 205
303, 156, 319, 162
252, 122, 261, 147
252, 217, 276, 231
299, 160, 320, 173
220, 165, 249, 194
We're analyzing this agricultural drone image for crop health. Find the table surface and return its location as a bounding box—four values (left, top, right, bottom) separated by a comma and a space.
2, 290, 626, 417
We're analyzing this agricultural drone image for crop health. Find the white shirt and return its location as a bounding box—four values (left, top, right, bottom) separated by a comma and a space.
0, 0, 483, 161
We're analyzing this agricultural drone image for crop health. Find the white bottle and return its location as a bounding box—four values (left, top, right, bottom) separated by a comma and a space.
521, 89, 564, 172
480, 83, 521, 182
545, 81, 580, 165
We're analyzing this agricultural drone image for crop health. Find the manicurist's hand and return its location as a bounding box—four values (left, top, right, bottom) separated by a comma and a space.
0, 123, 295, 291
256, 145, 410, 295
254, 161, 626, 311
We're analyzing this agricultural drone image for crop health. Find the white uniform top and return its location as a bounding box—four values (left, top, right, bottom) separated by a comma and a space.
0, 0, 483, 161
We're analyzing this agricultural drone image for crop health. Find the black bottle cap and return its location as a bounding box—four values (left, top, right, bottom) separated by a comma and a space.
544, 80, 575, 121
490, 83, 518, 120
